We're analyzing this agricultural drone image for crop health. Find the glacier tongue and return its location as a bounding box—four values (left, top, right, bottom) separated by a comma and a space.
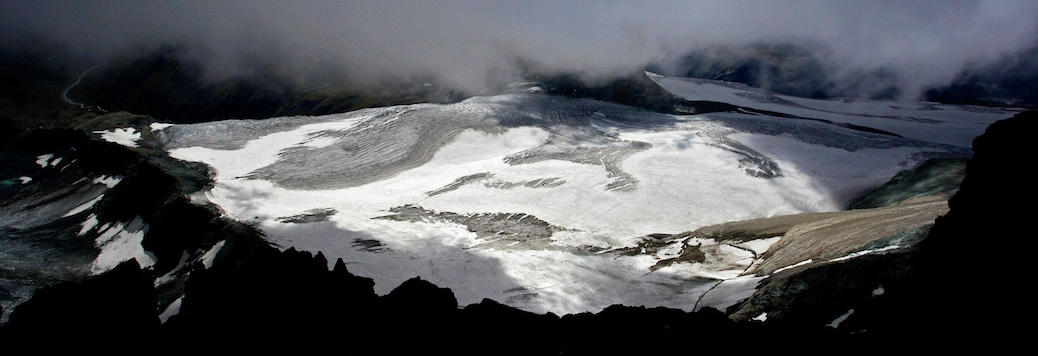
162, 92, 1000, 314
647, 72, 1019, 148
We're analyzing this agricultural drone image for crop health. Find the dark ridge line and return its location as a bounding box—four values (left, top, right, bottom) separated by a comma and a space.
642, 73, 906, 138
734, 107, 904, 138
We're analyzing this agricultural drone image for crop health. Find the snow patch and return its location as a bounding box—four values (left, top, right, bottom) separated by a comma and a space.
154, 251, 192, 287
78, 214, 99, 236
158, 296, 184, 324
64, 194, 104, 217
36, 154, 55, 168
150, 122, 175, 132
17, 176, 32, 184
827, 309, 855, 329
773, 259, 813, 274
94, 127, 141, 148
92, 175, 122, 188
827, 245, 901, 263
752, 312, 768, 322
872, 286, 886, 296
90, 216, 156, 274
200, 240, 226, 269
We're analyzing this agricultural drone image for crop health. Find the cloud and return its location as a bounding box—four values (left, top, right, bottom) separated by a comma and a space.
3, 0, 1036, 98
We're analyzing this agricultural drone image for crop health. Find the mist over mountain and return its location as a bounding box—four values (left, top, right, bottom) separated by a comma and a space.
3, 1, 1037, 102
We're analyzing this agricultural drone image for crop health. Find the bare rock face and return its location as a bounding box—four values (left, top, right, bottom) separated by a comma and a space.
849, 158, 966, 209
749, 195, 948, 276
277, 208, 337, 223
377, 205, 567, 250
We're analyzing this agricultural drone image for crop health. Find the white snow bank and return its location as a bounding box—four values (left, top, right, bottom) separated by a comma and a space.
827, 245, 901, 263
90, 216, 156, 274
752, 312, 768, 322
93, 175, 122, 188
158, 296, 184, 323
78, 214, 99, 236
773, 259, 813, 274
36, 154, 55, 168
150, 122, 175, 132
94, 127, 141, 148
200, 240, 226, 269
827, 309, 855, 328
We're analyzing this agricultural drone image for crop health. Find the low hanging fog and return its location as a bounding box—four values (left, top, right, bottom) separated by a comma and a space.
3, 0, 1036, 99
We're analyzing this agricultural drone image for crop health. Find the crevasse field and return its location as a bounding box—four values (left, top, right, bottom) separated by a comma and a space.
151, 74, 1016, 314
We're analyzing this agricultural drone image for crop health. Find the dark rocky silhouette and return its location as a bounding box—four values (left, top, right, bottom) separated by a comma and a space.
67, 48, 458, 123
924, 47, 1038, 107
898, 110, 1036, 345
1, 261, 159, 339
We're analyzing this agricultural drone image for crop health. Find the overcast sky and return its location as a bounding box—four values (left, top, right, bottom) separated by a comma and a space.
3, 0, 1036, 97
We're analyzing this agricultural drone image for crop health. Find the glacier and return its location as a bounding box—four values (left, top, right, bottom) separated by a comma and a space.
159, 78, 1015, 314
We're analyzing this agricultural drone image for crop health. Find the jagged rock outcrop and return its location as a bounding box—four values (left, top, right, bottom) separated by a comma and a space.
166, 247, 380, 338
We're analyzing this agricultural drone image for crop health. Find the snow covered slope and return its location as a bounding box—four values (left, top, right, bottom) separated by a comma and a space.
161, 84, 1011, 314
